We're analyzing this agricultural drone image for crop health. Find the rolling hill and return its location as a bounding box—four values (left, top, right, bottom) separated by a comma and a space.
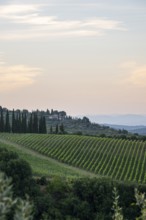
0, 106, 129, 136
0, 133, 145, 184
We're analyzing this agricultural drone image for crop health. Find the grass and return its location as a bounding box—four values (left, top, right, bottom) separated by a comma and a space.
0, 133, 145, 183
0, 138, 97, 179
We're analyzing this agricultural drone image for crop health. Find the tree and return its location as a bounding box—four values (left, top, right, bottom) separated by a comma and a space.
82, 117, 90, 124
28, 113, 33, 133
51, 109, 54, 115
112, 187, 124, 220
135, 188, 146, 220
0, 172, 33, 220
18, 111, 22, 133
5, 110, 11, 133
55, 124, 59, 134
12, 109, 16, 133
39, 117, 43, 133
46, 109, 50, 115
33, 113, 38, 133
50, 125, 53, 134
59, 123, 65, 134
15, 111, 22, 133
22, 113, 27, 133
39, 116, 47, 134
42, 116, 47, 134
0, 109, 4, 132
0, 148, 33, 197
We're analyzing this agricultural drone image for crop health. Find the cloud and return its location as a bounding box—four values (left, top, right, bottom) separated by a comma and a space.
0, 63, 42, 91
120, 62, 146, 87
0, 29, 102, 40
0, 4, 40, 15
0, 4, 126, 40
0, 61, 6, 65
128, 67, 146, 87
0, 52, 6, 65
120, 61, 137, 69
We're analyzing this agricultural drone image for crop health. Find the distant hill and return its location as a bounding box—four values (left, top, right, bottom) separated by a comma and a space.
102, 124, 146, 135
86, 114, 146, 126
131, 127, 146, 135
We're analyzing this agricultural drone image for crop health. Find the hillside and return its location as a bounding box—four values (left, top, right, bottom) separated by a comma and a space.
130, 127, 146, 135
0, 106, 127, 136
103, 124, 146, 135
46, 116, 122, 136
0, 133, 145, 184
0, 137, 97, 179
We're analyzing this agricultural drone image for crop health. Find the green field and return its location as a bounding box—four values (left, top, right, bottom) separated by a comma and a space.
0, 133, 146, 183
0, 137, 96, 179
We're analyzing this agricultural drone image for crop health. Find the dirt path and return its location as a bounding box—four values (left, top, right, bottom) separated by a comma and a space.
0, 137, 99, 178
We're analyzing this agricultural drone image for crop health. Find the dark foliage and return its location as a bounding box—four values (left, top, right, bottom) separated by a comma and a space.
0, 108, 47, 134
0, 147, 145, 220
0, 148, 38, 198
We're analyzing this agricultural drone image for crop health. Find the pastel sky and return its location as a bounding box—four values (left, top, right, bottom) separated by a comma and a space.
0, 0, 146, 115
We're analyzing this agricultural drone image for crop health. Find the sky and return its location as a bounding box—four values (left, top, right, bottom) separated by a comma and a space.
0, 0, 146, 116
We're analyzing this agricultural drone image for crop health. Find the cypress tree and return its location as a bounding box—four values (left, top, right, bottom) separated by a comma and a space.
59, 123, 65, 134
39, 116, 46, 134
28, 113, 33, 133
24, 113, 27, 133
47, 109, 50, 115
42, 116, 47, 134
33, 113, 38, 133
18, 111, 22, 133
50, 125, 53, 134
12, 109, 16, 133
39, 116, 43, 133
15, 111, 21, 133
15, 113, 19, 133
55, 124, 59, 134
21, 113, 24, 133
51, 109, 54, 115
0, 109, 4, 132
5, 110, 11, 132
22, 113, 27, 133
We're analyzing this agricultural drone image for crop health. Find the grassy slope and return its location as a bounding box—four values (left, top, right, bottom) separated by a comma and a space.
0, 133, 145, 183
0, 137, 97, 179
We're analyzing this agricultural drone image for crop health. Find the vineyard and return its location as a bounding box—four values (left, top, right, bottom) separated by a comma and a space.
0, 133, 145, 183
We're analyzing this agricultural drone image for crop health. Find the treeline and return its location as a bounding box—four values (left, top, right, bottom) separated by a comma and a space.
0, 109, 47, 134
97, 133, 146, 142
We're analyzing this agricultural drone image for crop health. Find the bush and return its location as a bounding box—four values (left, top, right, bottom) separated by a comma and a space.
0, 172, 33, 220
